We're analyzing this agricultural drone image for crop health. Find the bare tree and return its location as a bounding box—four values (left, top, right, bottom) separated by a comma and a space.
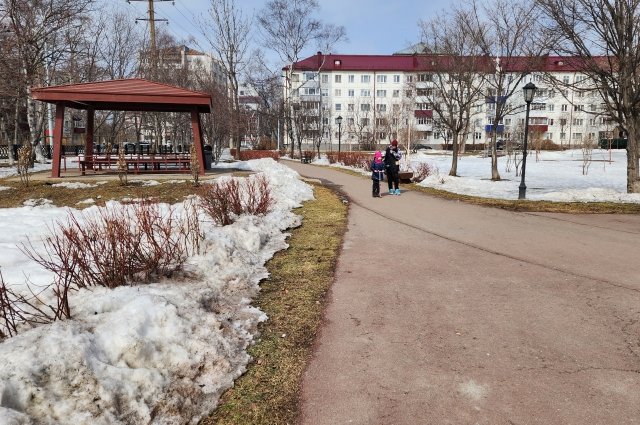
536, 0, 640, 193
461, 0, 551, 180
257, 0, 345, 158
420, 8, 486, 176
1, 0, 93, 155
198, 0, 250, 159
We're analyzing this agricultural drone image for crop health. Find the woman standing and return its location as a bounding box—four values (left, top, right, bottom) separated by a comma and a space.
384, 140, 402, 195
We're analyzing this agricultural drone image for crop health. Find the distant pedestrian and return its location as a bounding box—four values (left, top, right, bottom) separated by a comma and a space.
384, 140, 402, 195
370, 150, 385, 197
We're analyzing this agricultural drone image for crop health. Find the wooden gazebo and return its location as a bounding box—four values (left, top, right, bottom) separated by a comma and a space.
31, 78, 212, 177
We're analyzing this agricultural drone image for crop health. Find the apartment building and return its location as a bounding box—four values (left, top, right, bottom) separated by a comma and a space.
285, 51, 615, 150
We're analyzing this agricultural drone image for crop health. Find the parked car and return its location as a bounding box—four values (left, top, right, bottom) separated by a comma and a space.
412, 143, 433, 153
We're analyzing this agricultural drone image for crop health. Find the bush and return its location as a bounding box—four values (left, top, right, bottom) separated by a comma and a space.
326, 151, 371, 170
198, 174, 273, 226
22, 201, 202, 319
411, 162, 436, 183
239, 150, 280, 161
533, 139, 564, 151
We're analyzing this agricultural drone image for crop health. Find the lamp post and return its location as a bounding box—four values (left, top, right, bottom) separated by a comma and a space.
336, 115, 343, 158
519, 82, 536, 200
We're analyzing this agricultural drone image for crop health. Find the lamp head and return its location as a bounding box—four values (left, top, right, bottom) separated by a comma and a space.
523, 82, 537, 103
336, 115, 343, 125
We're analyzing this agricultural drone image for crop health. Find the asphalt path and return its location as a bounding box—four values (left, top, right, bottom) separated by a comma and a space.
284, 160, 640, 425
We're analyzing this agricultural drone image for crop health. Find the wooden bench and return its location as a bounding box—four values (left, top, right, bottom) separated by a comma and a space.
78, 155, 192, 175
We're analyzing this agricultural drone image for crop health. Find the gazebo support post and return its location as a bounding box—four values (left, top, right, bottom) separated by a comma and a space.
190, 109, 206, 175
51, 103, 65, 178
85, 108, 95, 166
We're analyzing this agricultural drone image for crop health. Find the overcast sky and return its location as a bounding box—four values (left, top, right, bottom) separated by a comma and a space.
120, 0, 453, 67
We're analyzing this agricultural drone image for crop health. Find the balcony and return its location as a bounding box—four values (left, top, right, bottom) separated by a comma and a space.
485, 124, 505, 134
414, 110, 433, 118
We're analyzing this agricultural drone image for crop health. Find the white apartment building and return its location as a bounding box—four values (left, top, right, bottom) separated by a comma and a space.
285, 52, 617, 150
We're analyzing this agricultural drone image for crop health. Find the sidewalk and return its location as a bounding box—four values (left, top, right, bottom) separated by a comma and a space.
285, 161, 640, 425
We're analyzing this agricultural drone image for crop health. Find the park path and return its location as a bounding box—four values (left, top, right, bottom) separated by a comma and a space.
284, 160, 640, 425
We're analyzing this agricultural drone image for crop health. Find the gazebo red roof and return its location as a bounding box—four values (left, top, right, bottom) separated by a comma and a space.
31, 78, 211, 113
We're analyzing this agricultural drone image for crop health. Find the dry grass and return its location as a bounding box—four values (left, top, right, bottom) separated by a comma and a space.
412, 185, 640, 214
0, 179, 202, 209
203, 184, 348, 425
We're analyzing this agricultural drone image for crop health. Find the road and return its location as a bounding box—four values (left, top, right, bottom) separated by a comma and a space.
284, 160, 640, 425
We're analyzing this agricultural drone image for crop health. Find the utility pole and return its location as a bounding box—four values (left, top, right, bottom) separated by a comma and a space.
128, 0, 172, 74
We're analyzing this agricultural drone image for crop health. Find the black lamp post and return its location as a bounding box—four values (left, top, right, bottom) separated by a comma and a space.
519, 82, 536, 200
336, 115, 343, 157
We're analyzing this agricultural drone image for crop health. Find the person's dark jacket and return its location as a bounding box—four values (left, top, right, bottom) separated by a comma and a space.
371, 159, 385, 181
384, 146, 401, 173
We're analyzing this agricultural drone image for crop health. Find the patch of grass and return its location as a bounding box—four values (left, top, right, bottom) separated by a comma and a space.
203, 184, 348, 425
0, 180, 200, 209
412, 185, 640, 214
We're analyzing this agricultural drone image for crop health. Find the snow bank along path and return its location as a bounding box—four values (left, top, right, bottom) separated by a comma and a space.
0, 159, 313, 424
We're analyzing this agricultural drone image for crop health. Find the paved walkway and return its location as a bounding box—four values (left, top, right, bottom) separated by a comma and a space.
284, 160, 640, 425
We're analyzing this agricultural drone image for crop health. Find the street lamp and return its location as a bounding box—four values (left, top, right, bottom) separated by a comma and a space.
519, 82, 536, 200
336, 115, 343, 157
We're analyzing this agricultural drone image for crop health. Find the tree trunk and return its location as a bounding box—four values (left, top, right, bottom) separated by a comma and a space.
626, 120, 640, 193
449, 132, 459, 176
490, 129, 501, 181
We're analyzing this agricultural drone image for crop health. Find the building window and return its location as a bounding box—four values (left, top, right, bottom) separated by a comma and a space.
393, 75, 401, 83
321, 88, 328, 96
348, 89, 354, 97
335, 103, 342, 111
561, 104, 568, 111
417, 73, 432, 82
417, 117, 428, 125
376, 104, 387, 112
546, 132, 553, 139
405, 90, 413, 97
573, 118, 583, 126
376, 75, 387, 83
379, 132, 386, 139
574, 104, 584, 111
406, 75, 413, 83
334, 74, 341, 83
573, 132, 582, 140
376, 90, 387, 97
392, 90, 400, 98
335, 89, 341, 96
322, 74, 329, 83
348, 74, 354, 83
560, 132, 566, 140
361, 118, 370, 126
563, 75, 570, 84
361, 75, 371, 83
303, 87, 316, 95
291, 73, 300, 82
347, 117, 354, 125
361, 104, 370, 112
548, 104, 554, 111
361, 89, 371, 97
348, 103, 354, 111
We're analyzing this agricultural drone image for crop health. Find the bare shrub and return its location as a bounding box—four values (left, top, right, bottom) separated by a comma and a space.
198, 174, 274, 225
197, 178, 242, 226
328, 152, 370, 169
411, 162, 436, 183
17, 144, 32, 187
22, 202, 202, 319
239, 150, 280, 161
244, 174, 274, 216
582, 137, 596, 175
1, 270, 57, 338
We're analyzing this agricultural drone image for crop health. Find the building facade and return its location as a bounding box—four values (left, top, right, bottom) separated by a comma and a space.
285, 52, 615, 151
